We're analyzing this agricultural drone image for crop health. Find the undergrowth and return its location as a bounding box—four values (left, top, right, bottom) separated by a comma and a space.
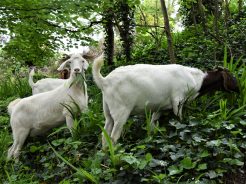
0, 60, 245, 183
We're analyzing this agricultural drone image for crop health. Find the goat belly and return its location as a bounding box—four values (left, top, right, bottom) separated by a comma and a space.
30, 118, 65, 137
132, 98, 173, 115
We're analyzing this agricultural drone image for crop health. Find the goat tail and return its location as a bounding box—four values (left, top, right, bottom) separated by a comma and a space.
92, 54, 105, 90
8, 98, 21, 115
28, 68, 35, 87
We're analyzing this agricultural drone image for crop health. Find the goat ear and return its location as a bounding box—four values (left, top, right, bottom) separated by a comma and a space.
57, 60, 68, 71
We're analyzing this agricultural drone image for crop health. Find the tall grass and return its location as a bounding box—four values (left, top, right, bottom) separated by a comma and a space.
99, 125, 117, 167
0, 129, 11, 162
50, 143, 98, 183
223, 46, 246, 106
145, 108, 152, 137
0, 75, 31, 100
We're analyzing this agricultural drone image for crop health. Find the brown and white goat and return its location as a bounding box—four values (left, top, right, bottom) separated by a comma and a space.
92, 55, 239, 147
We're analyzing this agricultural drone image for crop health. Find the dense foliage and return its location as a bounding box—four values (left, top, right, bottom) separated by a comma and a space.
0, 0, 245, 183
0, 57, 245, 183
0, 0, 101, 65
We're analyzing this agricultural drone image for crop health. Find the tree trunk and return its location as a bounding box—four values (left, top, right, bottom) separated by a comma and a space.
114, 1, 135, 63
223, 0, 230, 36
213, 0, 219, 60
104, 11, 114, 66
160, 0, 176, 63
119, 2, 133, 62
213, 0, 219, 36
224, 0, 231, 19
238, 0, 243, 17
191, 4, 198, 33
197, 0, 207, 34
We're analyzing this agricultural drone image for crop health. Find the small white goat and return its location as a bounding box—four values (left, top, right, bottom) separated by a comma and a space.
8, 53, 89, 159
28, 52, 95, 94
29, 68, 66, 94
92, 55, 239, 147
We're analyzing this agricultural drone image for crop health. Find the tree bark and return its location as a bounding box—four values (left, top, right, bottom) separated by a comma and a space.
213, 0, 219, 36
197, 0, 207, 34
213, 0, 219, 60
224, 0, 231, 19
191, 4, 198, 33
238, 0, 243, 17
104, 11, 114, 66
160, 0, 176, 63
223, 0, 230, 36
118, 2, 133, 62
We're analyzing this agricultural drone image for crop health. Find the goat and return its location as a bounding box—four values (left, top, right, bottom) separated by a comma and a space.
60, 68, 70, 79
92, 55, 239, 147
28, 54, 71, 94
29, 68, 66, 95
28, 51, 97, 94
7, 53, 89, 159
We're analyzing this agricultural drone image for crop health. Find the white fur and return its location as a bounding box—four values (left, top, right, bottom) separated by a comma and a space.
7, 53, 89, 159
29, 68, 66, 94
92, 55, 207, 147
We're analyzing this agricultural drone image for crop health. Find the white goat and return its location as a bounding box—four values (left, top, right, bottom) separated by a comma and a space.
7, 53, 89, 159
29, 68, 66, 94
28, 51, 96, 95
92, 55, 239, 147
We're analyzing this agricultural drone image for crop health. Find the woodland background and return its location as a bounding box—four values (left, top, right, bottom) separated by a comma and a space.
0, 0, 245, 183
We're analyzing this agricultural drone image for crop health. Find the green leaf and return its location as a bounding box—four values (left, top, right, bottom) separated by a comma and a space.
121, 155, 139, 165
136, 145, 146, 149
152, 173, 166, 182
180, 157, 196, 169
231, 129, 243, 136
206, 140, 221, 147
30, 145, 39, 153
51, 138, 65, 146
223, 158, 244, 166
145, 153, 152, 162
197, 163, 207, 171
138, 160, 148, 170
207, 170, 217, 179
192, 134, 206, 142
169, 120, 187, 129
240, 120, 246, 126
224, 123, 235, 130
168, 165, 183, 176
199, 150, 210, 158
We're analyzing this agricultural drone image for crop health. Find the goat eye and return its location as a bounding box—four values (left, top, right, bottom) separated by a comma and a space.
68, 61, 71, 64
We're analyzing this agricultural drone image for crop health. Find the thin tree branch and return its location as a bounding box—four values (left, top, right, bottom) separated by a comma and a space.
136, 24, 165, 29
0, 6, 61, 11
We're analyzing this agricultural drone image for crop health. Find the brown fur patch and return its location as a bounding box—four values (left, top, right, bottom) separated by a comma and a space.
199, 69, 239, 96
60, 69, 70, 79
